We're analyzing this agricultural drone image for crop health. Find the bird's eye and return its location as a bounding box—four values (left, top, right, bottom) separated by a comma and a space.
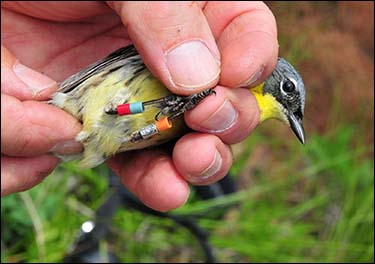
281, 80, 295, 94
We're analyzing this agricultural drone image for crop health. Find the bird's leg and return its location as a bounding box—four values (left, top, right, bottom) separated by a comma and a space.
103, 88, 215, 118
165, 88, 216, 121
140, 88, 215, 120
127, 89, 215, 143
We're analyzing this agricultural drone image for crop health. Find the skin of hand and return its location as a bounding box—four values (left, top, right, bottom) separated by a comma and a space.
1, 1, 278, 211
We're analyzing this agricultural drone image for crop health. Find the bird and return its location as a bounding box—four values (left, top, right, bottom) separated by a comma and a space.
50, 44, 305, 168
251, 57, 306, 145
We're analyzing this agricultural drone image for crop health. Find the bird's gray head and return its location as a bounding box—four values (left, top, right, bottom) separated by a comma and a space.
264, 58, 306, 144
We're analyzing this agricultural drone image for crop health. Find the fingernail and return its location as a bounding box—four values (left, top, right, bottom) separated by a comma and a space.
166, 41, 220, 89
13, 62, 57, 96
50, 139, 83, 155
201, 100, 238, 133
195, 150, 222, 180
240, 66, 264, 87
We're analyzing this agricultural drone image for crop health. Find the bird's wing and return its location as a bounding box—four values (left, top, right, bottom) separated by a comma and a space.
58, 44, 142, 94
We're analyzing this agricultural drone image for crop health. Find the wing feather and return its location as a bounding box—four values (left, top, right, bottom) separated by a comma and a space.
59, 44, 141, 94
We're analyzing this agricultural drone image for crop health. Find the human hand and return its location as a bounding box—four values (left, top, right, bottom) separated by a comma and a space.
1, 2, 278, 211
1, 46, 82, 196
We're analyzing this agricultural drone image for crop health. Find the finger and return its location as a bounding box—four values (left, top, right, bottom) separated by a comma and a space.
184, 85, 259, 144
1, 154, 59, 196
1, 1, 112, 21
203, 1, 278, 88
108, 1, 221, 95
1, 46, 58, 101
173, 133, 233, 185
107, 149, 190, 212
1, 93, 82, 157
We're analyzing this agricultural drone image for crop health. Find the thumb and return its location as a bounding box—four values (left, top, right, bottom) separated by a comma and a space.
108, 1, 221, 95
1, 45, 58, 101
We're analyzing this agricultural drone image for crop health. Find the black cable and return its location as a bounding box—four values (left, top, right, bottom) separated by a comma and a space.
168, 214, 216, 263
115, 183, 217, 262
64, 171, 238, 263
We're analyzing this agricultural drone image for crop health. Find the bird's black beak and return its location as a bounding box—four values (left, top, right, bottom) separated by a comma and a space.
288, 113, 306, 144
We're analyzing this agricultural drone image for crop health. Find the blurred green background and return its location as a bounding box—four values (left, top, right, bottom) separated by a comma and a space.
2, 2, 374, 263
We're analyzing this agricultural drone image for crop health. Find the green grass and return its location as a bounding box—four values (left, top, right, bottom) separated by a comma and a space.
1, 125, 373, 263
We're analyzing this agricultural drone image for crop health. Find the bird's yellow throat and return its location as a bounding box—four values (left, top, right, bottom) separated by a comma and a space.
250, 82, 286, 123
